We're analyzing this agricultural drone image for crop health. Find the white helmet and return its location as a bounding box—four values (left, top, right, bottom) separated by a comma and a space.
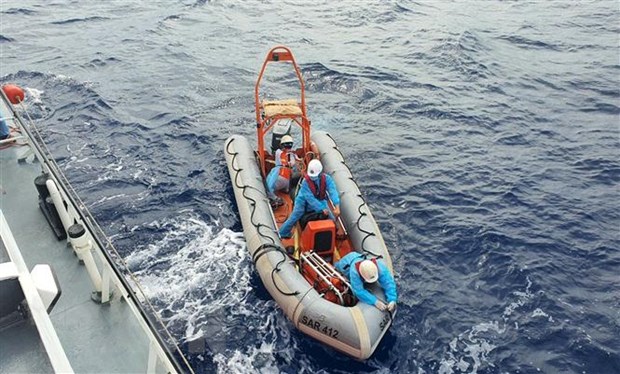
358, 260, 378, 283
280, 135, 293, 147
307, 159, 323, 178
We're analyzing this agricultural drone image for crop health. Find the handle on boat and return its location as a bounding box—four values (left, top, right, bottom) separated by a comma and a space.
327, 193, 348, 237
255, 46, 306, 119
267, 46, 295, 62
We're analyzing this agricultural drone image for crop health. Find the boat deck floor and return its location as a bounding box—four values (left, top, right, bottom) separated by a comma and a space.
0, 145, 160, 373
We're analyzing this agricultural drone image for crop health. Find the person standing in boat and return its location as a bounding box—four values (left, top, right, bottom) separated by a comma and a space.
266, 135, 298, 206
279, 159, 340, 238
335, 252, 397, 312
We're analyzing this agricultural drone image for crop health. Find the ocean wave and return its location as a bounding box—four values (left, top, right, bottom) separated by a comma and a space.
497, 34, 564, 51
0, 35, 15, 43
50, 16, 110, 25
1, 8, 37, 15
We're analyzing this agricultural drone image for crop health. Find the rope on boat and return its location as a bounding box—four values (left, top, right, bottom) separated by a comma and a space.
272, 256, 299, 297
226, 138, 277, 245
226, 138, 300, 297
324, 133, 383, 259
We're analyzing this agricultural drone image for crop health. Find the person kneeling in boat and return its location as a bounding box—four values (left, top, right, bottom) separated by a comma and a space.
266, 135, 299, 207
279, 159, 340, 238
335, 252, 398, 312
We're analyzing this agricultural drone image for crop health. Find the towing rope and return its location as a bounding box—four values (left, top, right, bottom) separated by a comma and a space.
226, 138, 299, 297
0, 127, 26, 150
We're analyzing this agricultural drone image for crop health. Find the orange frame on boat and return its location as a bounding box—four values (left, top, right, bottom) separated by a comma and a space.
254, 46, 311, 177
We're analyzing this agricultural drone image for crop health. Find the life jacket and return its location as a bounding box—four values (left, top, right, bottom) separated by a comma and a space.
355, 257, 378, 276
278, 150, 294, 179
303, 173, 327, 200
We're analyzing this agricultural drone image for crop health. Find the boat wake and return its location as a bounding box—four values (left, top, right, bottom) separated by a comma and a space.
124, 210, 300, 373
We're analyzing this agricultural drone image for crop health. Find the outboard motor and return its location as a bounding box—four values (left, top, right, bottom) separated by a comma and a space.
271, 120, 292, 154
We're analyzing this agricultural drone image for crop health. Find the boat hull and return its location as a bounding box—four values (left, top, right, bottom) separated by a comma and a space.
224, 132, 394, 359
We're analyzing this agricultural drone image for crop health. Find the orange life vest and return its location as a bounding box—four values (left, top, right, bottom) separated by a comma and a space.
278, 150, 294, 179
303, 173, 327, 200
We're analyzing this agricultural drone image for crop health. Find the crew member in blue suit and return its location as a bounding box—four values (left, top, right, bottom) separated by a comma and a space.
335, 252, 398, 312
279, 159, 340, 238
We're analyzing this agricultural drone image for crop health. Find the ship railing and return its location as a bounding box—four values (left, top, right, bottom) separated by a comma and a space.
1, 90, 194, 374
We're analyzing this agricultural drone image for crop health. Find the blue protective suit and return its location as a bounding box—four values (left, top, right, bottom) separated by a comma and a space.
278, 173, 340, 238
266, 149, 296, 198
266, 166, 285, 198
335, 252, 398, 306
0, 108, 10, 139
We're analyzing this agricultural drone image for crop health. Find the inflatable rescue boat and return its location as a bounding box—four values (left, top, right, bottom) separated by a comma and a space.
224, 46, 396, 359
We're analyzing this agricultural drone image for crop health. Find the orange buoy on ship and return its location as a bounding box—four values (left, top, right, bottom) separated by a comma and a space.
2, 84, 25, 104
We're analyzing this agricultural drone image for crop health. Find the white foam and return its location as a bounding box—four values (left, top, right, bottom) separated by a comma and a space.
25, 87, 44, 105
502, 276, 533, 319
531, 308, 553, 322
438, 276, 539, 373
212, 342, 280, 374
90, 193, 128, 206
439, 324, 499, 374
125, 211, 299, 373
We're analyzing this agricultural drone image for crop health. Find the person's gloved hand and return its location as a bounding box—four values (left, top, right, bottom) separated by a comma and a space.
387, 301, 396, 312
375, 300, 387, 311
332, 206, 341, 217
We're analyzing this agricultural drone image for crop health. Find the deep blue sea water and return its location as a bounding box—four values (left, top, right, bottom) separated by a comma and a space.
1, 1, 619, 373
